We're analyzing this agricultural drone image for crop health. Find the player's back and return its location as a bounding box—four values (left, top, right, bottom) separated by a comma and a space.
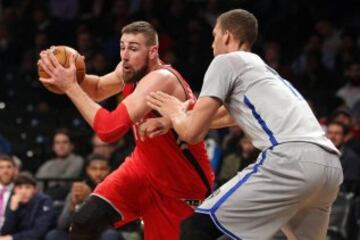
201, 51, 338, 153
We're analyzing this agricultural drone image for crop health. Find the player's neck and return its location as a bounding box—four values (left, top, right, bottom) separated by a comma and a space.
227, 41, 251, 53
148, 58, 163, 71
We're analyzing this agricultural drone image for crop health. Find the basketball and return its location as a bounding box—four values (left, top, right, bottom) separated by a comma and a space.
38, 46, 85, 94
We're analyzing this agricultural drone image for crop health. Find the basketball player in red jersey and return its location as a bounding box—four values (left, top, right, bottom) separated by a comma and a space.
38, 21, 214, 240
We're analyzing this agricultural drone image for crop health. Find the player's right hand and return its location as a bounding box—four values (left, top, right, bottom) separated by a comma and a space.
139, 117, 172, 141
38, 49, 77, 94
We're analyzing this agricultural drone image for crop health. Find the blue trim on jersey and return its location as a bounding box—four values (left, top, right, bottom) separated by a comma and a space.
210, 150, 267, 212
243, 96, 278, 146
210, 213, 241, 240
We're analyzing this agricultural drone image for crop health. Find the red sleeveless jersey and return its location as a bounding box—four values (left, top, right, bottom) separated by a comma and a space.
123, 65, 214, 199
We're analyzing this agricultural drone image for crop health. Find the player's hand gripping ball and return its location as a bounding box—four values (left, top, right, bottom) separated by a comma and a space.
38, 46, 85, 94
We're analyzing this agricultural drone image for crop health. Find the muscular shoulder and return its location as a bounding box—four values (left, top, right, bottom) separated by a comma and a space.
136, 68, 179, 92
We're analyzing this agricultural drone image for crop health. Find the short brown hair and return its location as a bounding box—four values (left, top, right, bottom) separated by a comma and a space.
54, 128, 73, 143
217, 9, 258, 46
121, 21, 158, 46
85, 153, 110, 168
14, 172, 36, 187
0, 154, 15, 167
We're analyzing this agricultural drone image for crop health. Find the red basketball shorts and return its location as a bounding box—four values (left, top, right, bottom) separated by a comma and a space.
93, 158, 194, 240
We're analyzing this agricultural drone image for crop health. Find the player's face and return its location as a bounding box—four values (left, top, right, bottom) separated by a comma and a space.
120, 33, 150, 83
212, 23, 227, 56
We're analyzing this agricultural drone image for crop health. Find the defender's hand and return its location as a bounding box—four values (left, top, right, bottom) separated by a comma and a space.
146, 91, 193, 119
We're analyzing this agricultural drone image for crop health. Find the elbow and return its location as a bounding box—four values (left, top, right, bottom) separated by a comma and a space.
93, 105, 132, 143
92, 93, 107, 102
94, 120, 125, 143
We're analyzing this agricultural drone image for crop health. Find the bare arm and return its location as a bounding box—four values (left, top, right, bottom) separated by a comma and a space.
139, 102, 235, 140
80, 63, 125, 102
147, 92, 222, 144
38, 51, 181, 136
211, 106, 236, 129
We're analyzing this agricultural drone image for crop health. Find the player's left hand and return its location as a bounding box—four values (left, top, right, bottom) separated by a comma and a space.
146, 91, 192, 119
38, 48, 77, 93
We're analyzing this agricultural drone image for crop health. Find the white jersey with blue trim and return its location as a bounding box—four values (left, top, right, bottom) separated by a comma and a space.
199, 51, 339, 154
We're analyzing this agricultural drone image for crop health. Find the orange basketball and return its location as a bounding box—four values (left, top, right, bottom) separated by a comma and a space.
38, 46, 85, 94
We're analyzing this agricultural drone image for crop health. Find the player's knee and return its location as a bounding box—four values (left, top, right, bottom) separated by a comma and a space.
180, 213, 223, 240
70, 195, 121, 240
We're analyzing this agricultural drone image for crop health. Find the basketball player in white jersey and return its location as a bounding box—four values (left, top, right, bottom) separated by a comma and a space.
146, 9, 343, 240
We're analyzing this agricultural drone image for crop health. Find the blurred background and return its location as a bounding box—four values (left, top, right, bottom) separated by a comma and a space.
0, 0, 360, 239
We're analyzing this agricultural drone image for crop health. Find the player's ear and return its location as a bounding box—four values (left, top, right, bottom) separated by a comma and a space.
149, 45, 158, 60
223, 30, 231, 47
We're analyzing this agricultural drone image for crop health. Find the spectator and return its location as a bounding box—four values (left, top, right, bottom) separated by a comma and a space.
330, 109, 360, 156
292, 34, 322, 75
45, 154, 124, 240
0, 155, 16, 231
296, 51, 334, 95
76, 31, 96, 68
0, 172, 55, 240
262, 41, 294, 82
91, 134, 132, 170
217, 135, 259, 185
336, 61, 360, 109
335, 31, 360, 77
326, 121, 360, 182
315, 19, 341, 71
36, 128, 84, 200
88, 52, 110, 76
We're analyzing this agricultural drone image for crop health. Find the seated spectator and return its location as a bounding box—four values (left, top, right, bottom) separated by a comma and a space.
91, 134, 132, 170
0, 155, 16, 231
262, 41, 295, 81
336, 61, 360, 109
0, 172, 55, 240
45, 154, 124, 240
217, 135, 259, 185
326, 121, 360, 183
330, 109, 360, 155
36, 129, 84, 200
